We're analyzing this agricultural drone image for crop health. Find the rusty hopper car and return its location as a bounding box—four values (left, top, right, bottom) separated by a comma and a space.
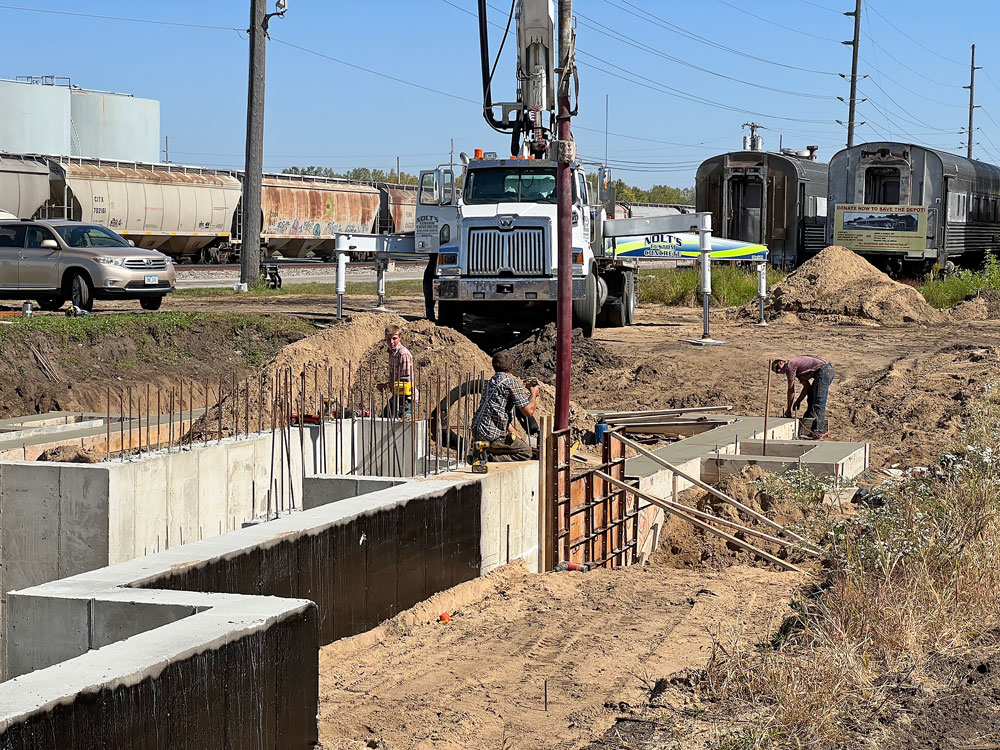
827, 141, 1000, 273
696, 148, 828, 266
249, 174, 381, 259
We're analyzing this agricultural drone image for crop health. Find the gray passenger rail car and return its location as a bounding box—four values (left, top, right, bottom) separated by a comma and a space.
827, 142, 1000, 272
696, 148, 828, 267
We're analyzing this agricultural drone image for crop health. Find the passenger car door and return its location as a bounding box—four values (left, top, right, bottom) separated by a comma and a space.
0, 225, 25, 290
22, 225, 61, 289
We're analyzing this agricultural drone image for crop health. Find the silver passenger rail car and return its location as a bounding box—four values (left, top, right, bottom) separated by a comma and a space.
696, 147, 828, 267
827, 141, 1000, 273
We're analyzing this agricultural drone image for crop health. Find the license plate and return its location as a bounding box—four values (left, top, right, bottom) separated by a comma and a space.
144, 274, 158, 285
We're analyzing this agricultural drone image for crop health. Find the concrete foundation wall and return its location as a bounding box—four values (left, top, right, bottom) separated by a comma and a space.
0, 464, 540, 747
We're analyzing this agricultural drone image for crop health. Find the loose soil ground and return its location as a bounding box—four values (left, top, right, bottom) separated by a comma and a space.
317, 559, 802, 750
10, 258, 1000, 747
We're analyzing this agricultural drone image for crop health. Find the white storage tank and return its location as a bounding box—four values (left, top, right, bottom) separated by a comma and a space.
70, 89, 159, 163
0, 79, 71, 155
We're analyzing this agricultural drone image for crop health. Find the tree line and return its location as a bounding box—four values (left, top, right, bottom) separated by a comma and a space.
282, 166, 694, 205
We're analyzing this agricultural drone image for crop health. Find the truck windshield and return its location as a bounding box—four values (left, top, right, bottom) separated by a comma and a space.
463, 168, 557, 204
55, 225, 130, 248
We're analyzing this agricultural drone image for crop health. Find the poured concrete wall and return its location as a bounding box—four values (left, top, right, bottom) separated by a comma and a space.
0, 466, 540, 746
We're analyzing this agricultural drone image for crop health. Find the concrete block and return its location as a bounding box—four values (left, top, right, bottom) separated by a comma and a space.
6, 593, 90, 677
106, 462, 135, 564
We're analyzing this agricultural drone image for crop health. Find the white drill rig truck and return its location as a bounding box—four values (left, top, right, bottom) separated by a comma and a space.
329, 0, 763, 338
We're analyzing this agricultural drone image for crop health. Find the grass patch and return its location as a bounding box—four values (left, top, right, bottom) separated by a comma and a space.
920, 253, 1000, 308
637, 266, 786, 307
174, 279, 422, 298
699, 388, 1000, 747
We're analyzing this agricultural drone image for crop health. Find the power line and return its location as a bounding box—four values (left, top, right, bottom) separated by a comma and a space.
573, 9, 837, 98
864, 6, 891, 140
269, 37, 481, 106
712, 0, 841, 43
857, 81, 955, 132
857, 56, 964, 107
859, 30, 956, 88
597, 0, 839, 75
864, 0, 966, 67
0, 4, 240, 31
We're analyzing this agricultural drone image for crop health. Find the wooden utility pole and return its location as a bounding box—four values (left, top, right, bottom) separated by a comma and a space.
964, 44, 980, 160
555, 0, 575, 431
241, 0, 268, 286
844, 0, 862, 148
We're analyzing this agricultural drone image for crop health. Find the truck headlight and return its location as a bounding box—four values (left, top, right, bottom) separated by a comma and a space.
440, 252, 458, 265
96, 257, 125, 266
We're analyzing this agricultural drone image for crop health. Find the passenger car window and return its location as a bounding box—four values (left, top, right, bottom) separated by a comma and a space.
0, 225, 26, 250
25, 226, 56, 248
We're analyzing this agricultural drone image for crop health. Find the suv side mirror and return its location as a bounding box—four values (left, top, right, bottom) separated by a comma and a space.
40, 239, 58, 249
127, 239, 135, 247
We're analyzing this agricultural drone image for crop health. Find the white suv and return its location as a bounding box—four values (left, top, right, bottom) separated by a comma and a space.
0, 220, 176, 311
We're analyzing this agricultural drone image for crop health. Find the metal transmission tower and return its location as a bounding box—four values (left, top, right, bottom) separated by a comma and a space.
964, 44, 981, 160
241, 0, 287, 287
842, 0, 862, 148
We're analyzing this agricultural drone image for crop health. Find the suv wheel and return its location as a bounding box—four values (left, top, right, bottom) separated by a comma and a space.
140, 296, 164, 311
65, 271, 94, 312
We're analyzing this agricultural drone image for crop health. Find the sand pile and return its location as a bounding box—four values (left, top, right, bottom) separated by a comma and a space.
760, 246, 944, 325
499, 323, 626, 387
35, 445, 104, 463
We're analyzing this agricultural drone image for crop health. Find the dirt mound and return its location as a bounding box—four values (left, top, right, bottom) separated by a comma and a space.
189, 312, 591, 441
843, 343, 1000, 467
500, 323, 626, 386
35, 445, 104, 463
951, 288, 1000, 321
759, 246, 944, 325
650, 465, 811, 571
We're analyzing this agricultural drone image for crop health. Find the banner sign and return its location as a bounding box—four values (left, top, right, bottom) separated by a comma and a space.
833, 204, 927, 253
606, 233, 768, 261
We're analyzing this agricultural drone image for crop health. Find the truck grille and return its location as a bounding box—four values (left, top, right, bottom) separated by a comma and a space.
124, 258, 168, 271
467, 227, 547, 276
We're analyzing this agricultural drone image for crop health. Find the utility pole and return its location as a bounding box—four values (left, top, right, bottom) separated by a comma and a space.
843, 0, 862, 148
964, 43, 981, 160
241, 0, 287, 286
555, 0, 575, 432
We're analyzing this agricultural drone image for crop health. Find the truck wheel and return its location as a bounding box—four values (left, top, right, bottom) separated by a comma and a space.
623, 270, 635, 325
573, 271, 597, 338
65, 271, 94, 312
437, 301, 464, 331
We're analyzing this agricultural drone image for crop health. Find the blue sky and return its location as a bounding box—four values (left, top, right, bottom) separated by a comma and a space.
1, 0, 995, 188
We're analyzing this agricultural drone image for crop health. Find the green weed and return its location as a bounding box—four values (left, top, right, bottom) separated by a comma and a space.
920, 252, 1000, 308
637, 266, 786, 307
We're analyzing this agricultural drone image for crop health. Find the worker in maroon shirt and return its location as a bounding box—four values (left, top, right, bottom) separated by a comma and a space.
770, 355, 835, 439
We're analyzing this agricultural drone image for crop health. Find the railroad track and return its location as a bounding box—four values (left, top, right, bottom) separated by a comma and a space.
175, 260, 424, 273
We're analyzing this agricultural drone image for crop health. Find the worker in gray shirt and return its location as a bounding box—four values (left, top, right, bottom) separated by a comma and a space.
470, 352, 540, 461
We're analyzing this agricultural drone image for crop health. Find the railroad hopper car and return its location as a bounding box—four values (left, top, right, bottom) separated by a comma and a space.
696, 149, 828, 267
827, 142, 1000, 272
0, 152, 419, 263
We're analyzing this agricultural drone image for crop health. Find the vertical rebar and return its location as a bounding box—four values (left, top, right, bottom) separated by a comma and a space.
435, 375, 441, 476
423, 372, 429, 477
205, 380, 209, 446
177, 381, 182, 449
146, 383, 151, 450
268, 382, 277, 519
189, 381, 194, 448
157, 387, 161, 450
119, 392, 125, 459
218, 376, 223, 443
445, 369, 452, 469
127, 385, 133, 454
106, 386, 111, 459
299, 368, 307, 478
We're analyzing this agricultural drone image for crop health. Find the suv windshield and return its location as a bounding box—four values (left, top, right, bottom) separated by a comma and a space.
463, 168, 557, 204
54, 225, 130, 248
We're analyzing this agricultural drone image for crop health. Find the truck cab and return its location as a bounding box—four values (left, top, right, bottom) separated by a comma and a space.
417, 153, 633, 335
